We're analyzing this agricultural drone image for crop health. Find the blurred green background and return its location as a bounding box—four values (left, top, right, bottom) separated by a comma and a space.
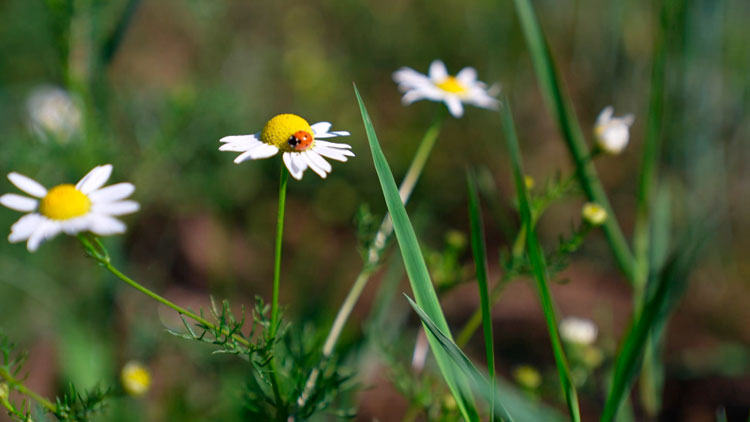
0, 0, 748, 420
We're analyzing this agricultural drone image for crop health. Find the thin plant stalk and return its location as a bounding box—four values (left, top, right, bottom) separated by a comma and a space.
0, 367, 56, 413
271, 165, 289, 338
294, 110, 445, 412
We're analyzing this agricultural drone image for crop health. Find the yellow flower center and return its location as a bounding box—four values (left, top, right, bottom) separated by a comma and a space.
260, 114, 315, 152
436, 76, 467, 94
121, 362, 151, 396
39, 184, 91, 220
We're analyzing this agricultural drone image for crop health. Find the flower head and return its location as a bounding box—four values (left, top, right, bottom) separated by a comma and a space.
582, 202, 607, 226
26, 86, 82, 144
121, 361, 151, 397
513, 365, 542, 389
559, 316, 598, 345
393, 60, 499, 118
0, 165, 139, 252
594, 106, 634, 154
219, 114, 354, 180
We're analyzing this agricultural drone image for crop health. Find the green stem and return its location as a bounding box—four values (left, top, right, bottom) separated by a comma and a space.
270, 165, 289, 338
0, 367, 56, 413
292, 110, 445, 416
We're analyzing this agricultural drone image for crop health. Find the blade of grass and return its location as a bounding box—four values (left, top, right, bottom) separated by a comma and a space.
354, 84, 479, 422
406, 296, 513, 422
511, 0, 635, 283
601, 230, 707, 421
499, 97, 581, 422
466, 169, 496, 421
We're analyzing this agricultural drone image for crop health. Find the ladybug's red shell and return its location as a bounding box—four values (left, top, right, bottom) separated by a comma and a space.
288, 130, 313, 151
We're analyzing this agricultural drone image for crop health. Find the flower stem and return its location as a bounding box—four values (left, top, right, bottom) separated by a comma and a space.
78, 236, 252, 348
0, 366, 56, 413
270, 165, 289, 338
292, 110, 445, 415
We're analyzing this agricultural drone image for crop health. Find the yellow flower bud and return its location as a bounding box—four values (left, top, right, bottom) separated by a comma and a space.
121, 361, 151, 397
582, 203, 607, 226
513, 365, 542, 389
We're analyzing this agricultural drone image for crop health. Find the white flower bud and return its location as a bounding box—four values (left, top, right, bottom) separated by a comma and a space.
594, 106, 634, 154
559, 316, 598, 345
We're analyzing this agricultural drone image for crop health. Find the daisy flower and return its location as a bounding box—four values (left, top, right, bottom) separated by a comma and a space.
121, 361, 152, 397
594, 106, 635, 154
581, 202, 607, 226
392, 59, 500, 118
219, 113, 354, 180
559, 316, 598, 346
0, 164, 139, 252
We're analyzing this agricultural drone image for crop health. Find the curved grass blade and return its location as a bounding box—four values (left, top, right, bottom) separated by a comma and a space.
499, 98, 581, 422
406, 296, 514, 422
511, 0, 635, 283
466, 169, 497, 421
353, 83, 479, 422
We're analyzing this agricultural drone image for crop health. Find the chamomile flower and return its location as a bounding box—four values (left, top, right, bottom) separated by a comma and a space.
219, 114, 354, 180
582, 202, 607, 226
26, 85, 82, 144
559, 316, 598, 346
121, 361, 152, 396
0, 164, 139, 252
393, 60, 499, 118
594, 106, 635, 154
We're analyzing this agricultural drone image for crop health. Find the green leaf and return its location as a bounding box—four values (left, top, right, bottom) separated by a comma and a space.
466, 169, 497, 421
511, 0, 635, 283
353, 84, 479, 422
499, 98, 581, 422
405, 296, 514, 422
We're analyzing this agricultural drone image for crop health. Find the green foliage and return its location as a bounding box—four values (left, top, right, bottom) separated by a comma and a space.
53, 384, 110, 422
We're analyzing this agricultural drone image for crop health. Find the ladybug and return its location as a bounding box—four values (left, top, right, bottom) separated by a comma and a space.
287, 130, 313, 151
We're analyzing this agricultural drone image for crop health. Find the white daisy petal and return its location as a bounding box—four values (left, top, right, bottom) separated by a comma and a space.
456, 67, 477, 85
8, 173, 47, 198
314, 140, 353, 150
596, 106, 614, 126
8, 213, 45, 243
302, 153, 328, 179
310, 122, 332, 135
76, 164, 113, 194
314, 146, 354, 162
282, 152, 304, 180
218, 134, 264, 152
444, 96, 464, 117
234, 143, 279, 163
0, 194, 37, 212
60, 216, 92, 235
428, 60, 448, 82
89, 183, 135, 203
27, 220, 62, 252
89, 214, 126, 236
393, 68, 431, 87
92, 200, 140, 216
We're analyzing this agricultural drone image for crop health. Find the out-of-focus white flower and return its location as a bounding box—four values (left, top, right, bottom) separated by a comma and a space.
594, 106, 634, 154
121, 361, 151, 397
0, 164, 139, 252
582, 202, 607, 226
393, 60, 499, 118
559, 316, 598, 345
219, 114, 354, 180
26, 86, 82, 144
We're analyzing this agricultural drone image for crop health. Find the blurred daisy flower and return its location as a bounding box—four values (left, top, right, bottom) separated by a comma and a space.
393, 60, 499, 118
26, 85, 82, 144
582, 202, 607, 226
0, 164, 139, 252
594, 106, 634, 154
219, 114, 354, 180
559, 316, 598, 346
121, 361, 152, 397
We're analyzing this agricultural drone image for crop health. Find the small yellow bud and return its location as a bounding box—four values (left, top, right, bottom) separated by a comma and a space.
513, 365, 542, 389
524, 175, 535, 190
442, 394, 457, 411
121, 361, 151, 397
0, 382, 9, 400
582, 203, 607, 226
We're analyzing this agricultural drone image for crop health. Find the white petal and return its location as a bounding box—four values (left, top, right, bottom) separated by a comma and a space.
393, 67, 430, 87
282, 152, 304, 180
302, 154, 328, 178
444, 96, 464, 118
0, 194, 37, 212
89, 183, 135, 203
621, 114, 635, 126
428, 60, 448, 82
596, 106, 614, 126
89, 214, 126, 235
60, 216, 92, 234
234, 143, 279, 163
92, 200, 140, 216
8, 213, 44, 243
456, 67, 477, 85
218, 134, 263, 152
76, 164, 113, 194
314, 140, 352, 150
8, 173, 47, 198
310, 122, 332, 135
401, 90, 427, 105
313, 145, 354, 162
27, 220, 62, 252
